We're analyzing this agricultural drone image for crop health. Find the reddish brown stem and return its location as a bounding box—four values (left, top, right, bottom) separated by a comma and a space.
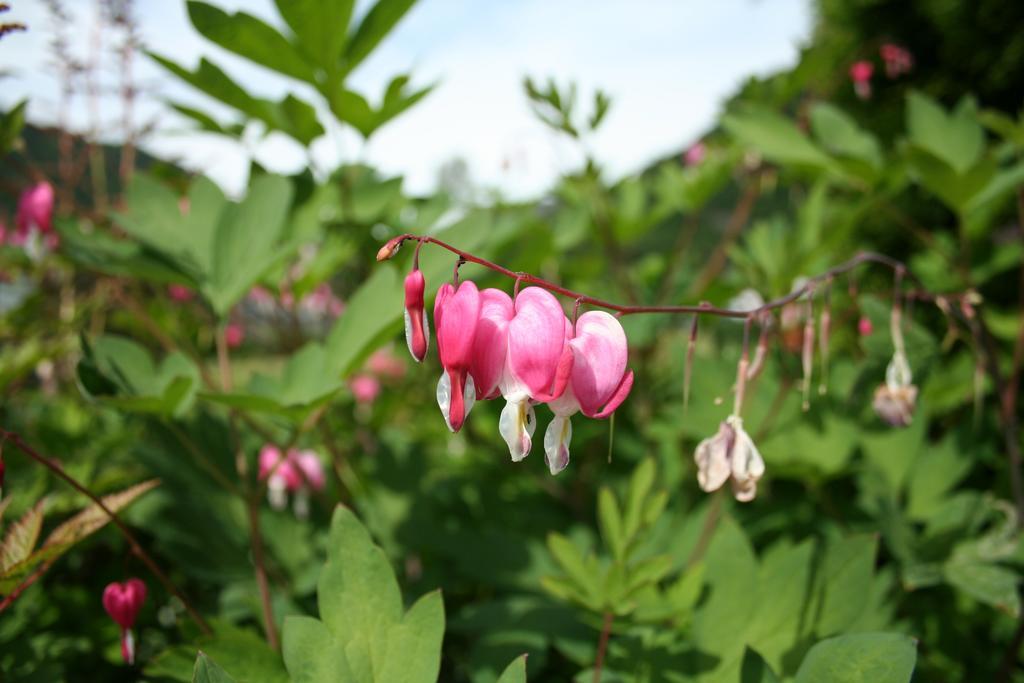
247, 498, 280, 650
0, 429, 211, 634
378, 234, 944, 320
0, 559, 55, 612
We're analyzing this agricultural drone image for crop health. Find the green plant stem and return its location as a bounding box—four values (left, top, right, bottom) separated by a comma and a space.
247, 496, 280, 651
593, 610, 614, 683
0, 429, 212, 634
685, 177, 761, 298
685, 491, 723, 570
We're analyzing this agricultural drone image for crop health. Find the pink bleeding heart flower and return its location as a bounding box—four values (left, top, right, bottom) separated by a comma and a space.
880, 43, 913, 78
16, 182, 54, 240
259, 445, 302, 509
225, 322, 244, 348
350, 373, 381, 405
498, 287, 574, 463
849, 60, 874, 100
404, 269, 430, 362
167, 284, 194, 302
858, 316, 874, 337
544, 311, 633, 475
293, 450, 326, 492
103, 578, 147, 664
435, 280, 481, 432
469, 288, 514, 401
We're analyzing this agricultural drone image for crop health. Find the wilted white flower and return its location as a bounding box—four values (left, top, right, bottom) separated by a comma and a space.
694, 415, 765, 502
873, 350, 917, 427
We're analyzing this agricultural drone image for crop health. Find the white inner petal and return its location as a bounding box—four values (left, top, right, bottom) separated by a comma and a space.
543, 415, 573, 475
499, 399, 536, 462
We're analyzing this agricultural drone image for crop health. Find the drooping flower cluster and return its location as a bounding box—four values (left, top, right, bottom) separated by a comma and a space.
880, 43, 913, 78
403, 269, 633, 475
103, 578, 147, 664
872, 300, 918, 427
849, 60, 874, 100
258, 445, 326, 517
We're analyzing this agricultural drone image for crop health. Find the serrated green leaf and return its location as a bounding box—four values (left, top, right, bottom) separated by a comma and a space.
0, 499, 45, 573
378, 590, 445, 682
623, 458, 655, 540
282, 615, 354, 682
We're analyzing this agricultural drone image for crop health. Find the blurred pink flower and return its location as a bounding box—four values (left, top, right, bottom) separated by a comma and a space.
102, 578, 147, 664
303, 283, 345, 317
167, 284, 194, 302
367, 349, 405, 380
684, 141, 707, 167
849, 61, 874, 100
350, 373, 381, 404
293, 450, 326, 492
225, 322, 245, 348
247, 286, 275, 305
858, 316, 874, 336
880, 43, 913, 78
16, 182, 54, 238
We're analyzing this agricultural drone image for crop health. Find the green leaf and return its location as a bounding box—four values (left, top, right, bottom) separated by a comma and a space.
741, 647, 781, 683
378, 590, 445, 682
148, 621, 288, 682
623, 458, 656, 540
342, 0, 416, 75
207, 174, 294, 314
0, 482, 158, 593
149, 54, 324, 145
275, 0, 355, 69
597, 487, 627, 561
192, 652, 237, 683
722, 106, 833, 171
187, 2, 314, 82
330, 88, 379, 138
809, 103, 882, 170
944, 560, 1021, 617
0, 500, 45, 573
794, 632, 917, 683
496, 654, 528, 683
282, 616, 354, 682
325, 265, 403, 378
906, 92, 984, 174
545, 533, 599, 601
0, 98, 27, 155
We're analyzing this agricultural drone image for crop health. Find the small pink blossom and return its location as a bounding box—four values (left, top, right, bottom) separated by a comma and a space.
849, 61, 874, 100
225, 323, 245, 348
350, 373, 381, 404
16, 182, 54, 238
167, 284, 194, 302
684, 141, 707, 167
293, 450, 326, 492
880, 43, 913, 78
435, 281, 482, 432
367, 349, 405, 380
247, 286, 275, 305
858, 316, 874, 336
103, 578, 147, 664
303, 283, 345, 317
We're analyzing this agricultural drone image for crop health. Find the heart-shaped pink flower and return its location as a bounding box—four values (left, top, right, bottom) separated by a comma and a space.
434, 281, 481, 432
103, 578, 147, 630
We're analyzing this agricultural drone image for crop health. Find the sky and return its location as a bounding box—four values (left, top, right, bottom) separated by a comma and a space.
0, 0, 811, 199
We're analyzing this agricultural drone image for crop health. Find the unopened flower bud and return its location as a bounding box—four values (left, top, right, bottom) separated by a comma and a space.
404, 270, 430, 362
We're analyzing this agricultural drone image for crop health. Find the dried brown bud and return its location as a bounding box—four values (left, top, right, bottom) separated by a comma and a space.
376, 236, 405, 262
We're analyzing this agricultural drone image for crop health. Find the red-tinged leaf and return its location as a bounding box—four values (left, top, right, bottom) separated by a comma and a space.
0, 499, 45, 573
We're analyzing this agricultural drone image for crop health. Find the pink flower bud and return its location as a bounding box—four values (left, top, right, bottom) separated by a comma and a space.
880, 43, 913, 78
404, 270, 430, 362
16, 182, 54, 239
293, 450, 326, 492
684, 142, 706, 167
858, 316, 874, 336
